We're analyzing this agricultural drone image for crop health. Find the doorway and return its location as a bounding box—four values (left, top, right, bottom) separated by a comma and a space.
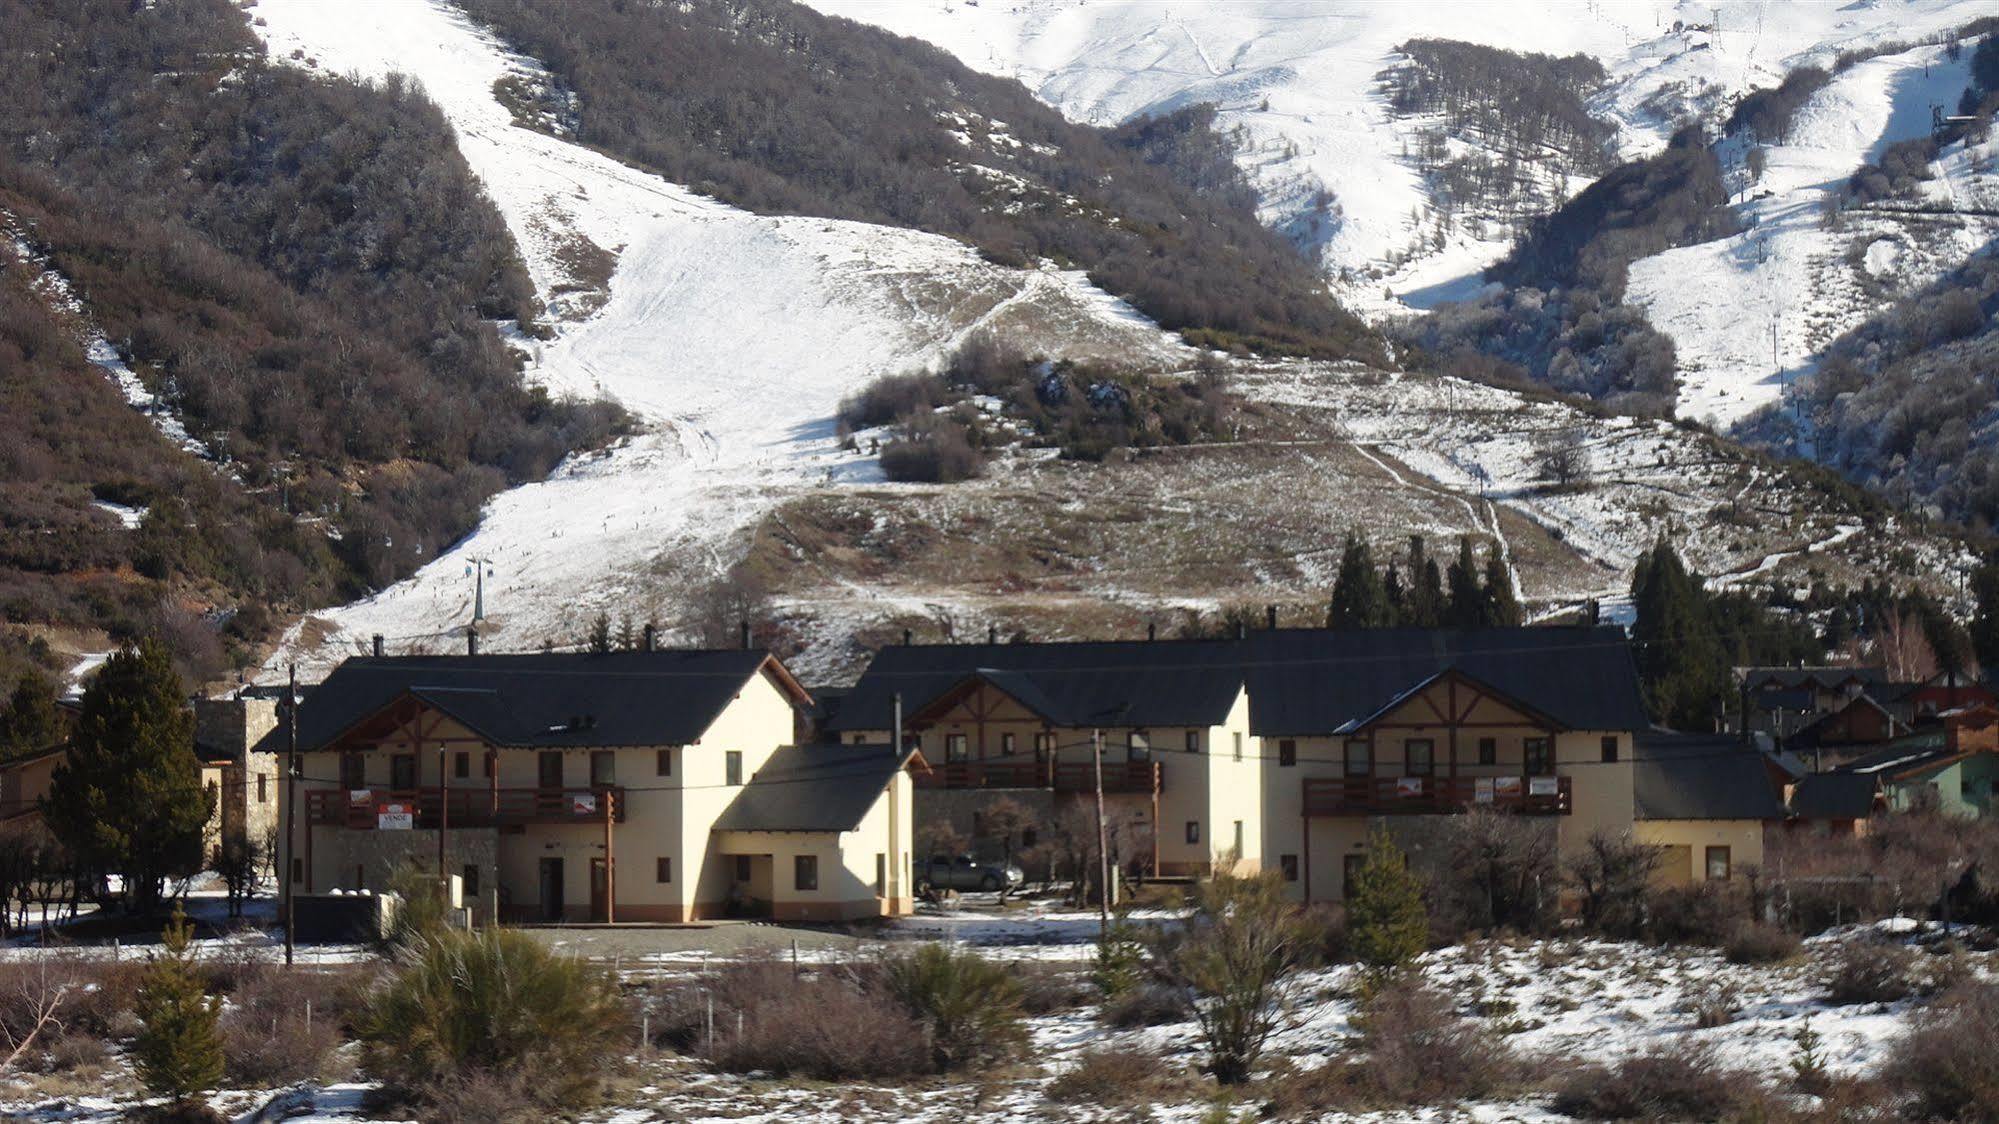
538, 857, 565, 921
589, 858, 609, 922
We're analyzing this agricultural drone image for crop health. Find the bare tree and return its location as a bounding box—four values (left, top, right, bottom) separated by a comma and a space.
1879, 610, 1941, 683
211, 837, 262, 918
0, 958, 71, 1074
1536, 429, 1590, 489
1569, 830, 1658, 938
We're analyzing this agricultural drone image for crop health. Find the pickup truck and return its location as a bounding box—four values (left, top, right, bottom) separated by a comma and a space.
914, 854, 1025, 895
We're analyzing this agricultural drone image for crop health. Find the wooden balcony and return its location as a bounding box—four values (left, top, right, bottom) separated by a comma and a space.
913, 759, 1162, 794
304, 786, 626, 829
1302, 775, 1571, 816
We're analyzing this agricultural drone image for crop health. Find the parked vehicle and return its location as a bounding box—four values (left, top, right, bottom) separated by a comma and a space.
915, 853, 1024, 894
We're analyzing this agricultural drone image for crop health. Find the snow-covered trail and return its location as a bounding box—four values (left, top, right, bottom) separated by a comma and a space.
248, 0, 1178, 673
1629, 42, 1998, 428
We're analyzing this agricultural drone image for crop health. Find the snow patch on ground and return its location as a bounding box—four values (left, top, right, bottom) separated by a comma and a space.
247, 0, 1181, 677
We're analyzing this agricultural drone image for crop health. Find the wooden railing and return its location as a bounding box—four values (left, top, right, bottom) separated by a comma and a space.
304, 786, 625, 829
913, 758, 1163, 794
1302, 775, 1571, 816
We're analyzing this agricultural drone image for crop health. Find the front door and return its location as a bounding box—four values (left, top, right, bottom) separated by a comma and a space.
590, 858, 609, 922
539, 751, 564, 789
538, 857, 564, 921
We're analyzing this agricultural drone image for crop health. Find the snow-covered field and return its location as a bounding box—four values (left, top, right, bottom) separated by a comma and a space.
1629, 41, 1999, 427
247, 0, 1181, 677
806, 0, 1993, 309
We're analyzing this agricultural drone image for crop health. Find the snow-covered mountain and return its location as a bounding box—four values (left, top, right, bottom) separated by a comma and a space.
807, 0, 1991, 314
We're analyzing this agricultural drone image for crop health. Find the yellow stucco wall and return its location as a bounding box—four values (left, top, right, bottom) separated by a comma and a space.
1635, 820, 1766, 885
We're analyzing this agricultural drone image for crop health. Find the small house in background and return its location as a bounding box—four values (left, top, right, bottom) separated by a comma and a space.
1633, 733, 1787, 885
192, 696, 282, 856
1784, 693, 1908, 768
1788, 772, 1888, 835
289, 648, 918, 924
1734, 666, 1884, 741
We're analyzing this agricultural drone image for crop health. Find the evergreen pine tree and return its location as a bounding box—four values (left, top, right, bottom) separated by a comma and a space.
1326, 531, 1390, 629
1971, 555, 1999, 671
1482, 548, 1523, 627
1445, 536, 1486, 627
1383, 562, 1406, 625
1347, 826, 1428, 973
1629, 539, 1728, 730
133, 905, 224, 1105
1405, 536, 1443, 627
42, 639, 212, 914
0, 672, 63, 761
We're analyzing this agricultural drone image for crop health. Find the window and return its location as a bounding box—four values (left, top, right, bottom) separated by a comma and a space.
1705, 846, 1732, 881
725, 751, 743, 786
453, 752, 469, 779
1279, 854, 1299, 882
1128, 731, 1151, 763
656, 748, 673, 777
944, 733, 969, 763
390, 754, 417, 791
538, 751, 564, 789
340, 752, 366, 790
1190, 730, 1204, 754
256, 774, 268, 804
1343, 853, 1366, 900
1344, 739, 1371, 777
733, 855, 752, 881
483, 753, 494, 779
1185, 820, 1201, 845
1233, 820, 1244, 855
1033, 732, 1056, 761
656, 857, 672, 884
1477, 737, 1497, 766
291, 858, 303, 884
1524, 737, 1553, 776
795, 854, 819, 891
1404, 739, 1434, 777
1000, 732, 1017, 756
1279, 739, 1297, 767
463, 864, 479, 897
1601, 736, 1620, 763
590, 751, 616, 787
1230, 732, 1240, 760
875, 853, 886, 896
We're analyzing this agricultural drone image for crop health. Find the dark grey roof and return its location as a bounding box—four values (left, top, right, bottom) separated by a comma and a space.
297, 651, 793, 751
711, 744, 914, 833
1836, 742, 1962, 778
1790, 772, 1883, 820
1634, 734, 1786, 821
824, 639, 1248, 732
1753, 688, 1816, 713
1740, 667, 1885, 691
1243, 626, 1648, 736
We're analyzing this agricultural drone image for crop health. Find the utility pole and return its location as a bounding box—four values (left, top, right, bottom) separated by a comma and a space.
1092, 727, 1111, 940
283, 663, 298, 968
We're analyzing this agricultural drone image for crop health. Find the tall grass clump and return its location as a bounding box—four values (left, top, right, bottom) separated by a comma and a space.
878, 943, 1027, 1072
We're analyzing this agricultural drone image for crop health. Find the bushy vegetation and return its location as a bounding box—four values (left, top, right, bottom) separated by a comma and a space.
0, 0, 629, 684
879, 943, 1028, 1073
1725, 66, 1831, 145
1346, 828, 1429, 974
358, 927, 631, 1118
1550, 1043, 1774, 1121
1881, 982, 1999, 1121
1325, 533, 1522, 630
696, 958, 929, 1080
1630, 539, 1822, 730
455, 0, 1379, 362
131, 908, 224, 1112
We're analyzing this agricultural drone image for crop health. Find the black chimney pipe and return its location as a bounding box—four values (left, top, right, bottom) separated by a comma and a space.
372, 634, 384, 658
739, 618, 751, 650
642, 623, 656, 652
988, 624, 998, 644
1147, 622, 1157, 642
466, 627, 478, 656
903, 628, 913, 646
1266, 604, 1277, 630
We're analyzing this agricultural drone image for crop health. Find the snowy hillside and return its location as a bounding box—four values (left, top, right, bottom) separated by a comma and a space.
249, 0, 1182, 675
1629, 41, 1999, 427
806, 0, 1993, 310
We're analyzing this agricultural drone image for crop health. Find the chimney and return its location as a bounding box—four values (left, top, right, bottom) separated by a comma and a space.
903, 628, 913, 646
372, 634, 384, 658
642, 623, 656, 652
466, 628, 478, 656
1147, 622, 1157, 642
1266, 604, 1278, 631
988, 623, 998, 644
1236, 620, 1247, 640
739, 619, 751, 650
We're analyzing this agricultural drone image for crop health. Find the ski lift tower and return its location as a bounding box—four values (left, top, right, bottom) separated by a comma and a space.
465, 555, 495, 622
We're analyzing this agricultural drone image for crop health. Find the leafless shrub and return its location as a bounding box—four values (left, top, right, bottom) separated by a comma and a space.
1825, 937, 1919, 1005
1570, 831, 1658, 938
1347, 982, 1516, 1105
1045, 1046, 1199, 1106
1101, 983, 1190, 1028
1881, 981, 1999, 1121
1723, 921, 1800, 964
1645, 881, 1745, 947
701, 958, 929, 1080
220, 969, 345, 1087
1550, 1043, 1774, 1121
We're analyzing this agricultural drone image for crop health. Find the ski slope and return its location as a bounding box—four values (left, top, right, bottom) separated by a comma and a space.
806, 0, 1993, 308
248, 0, 1181, 673
1629, 41, 1999, 427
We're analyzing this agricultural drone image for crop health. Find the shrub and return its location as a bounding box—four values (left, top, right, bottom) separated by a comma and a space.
879, 415, 986, 484
878, 943, 1026, 1072
1101, 982, 1190, 1028
132, 907, 224, 1108
218, 969, 345, 1087
838, 373, 949, 431
357, 927, 629, 1116
1825, 937, 1919, 1005
1348, 982, 1515, 1105
1881, 982, 1999, 1121
1684, 981, 1740, 1029
1045, 1046, 1198, 1106
1723, 921, 1800, 964
1570, 831, 1659, 938
1148, 870, 1319, 1085
1550, 1043, 1772, 1121
385, 861, 451, 949
1012, 963, 1090, 1015
703, 962, 928, 1080
1645, 882, 1741, 947
1090, 921, 1147, 1000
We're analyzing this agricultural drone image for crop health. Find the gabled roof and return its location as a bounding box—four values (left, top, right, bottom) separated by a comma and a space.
298, 650, 807, 751
1739, 666, 1885, 691
824, 638, 1248, 733
1634, 733, 1786, 821
1244, 626, 1647, 737
711, 744, 920, 833
1837, 742, 1966, 780
1790, 772, 1884, 820
1786, 694, 1906, 750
